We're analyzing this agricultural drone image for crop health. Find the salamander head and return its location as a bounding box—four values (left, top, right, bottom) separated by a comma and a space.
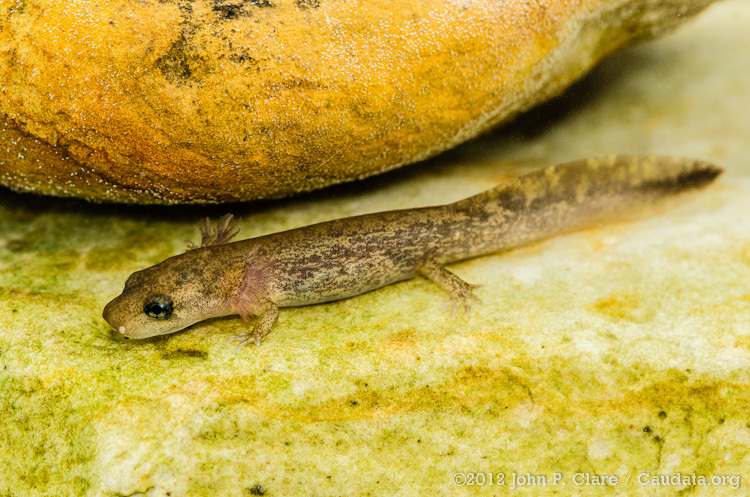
103, 249, 234, 339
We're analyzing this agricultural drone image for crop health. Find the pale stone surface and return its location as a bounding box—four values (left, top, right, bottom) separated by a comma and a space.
0, 1, 749, 496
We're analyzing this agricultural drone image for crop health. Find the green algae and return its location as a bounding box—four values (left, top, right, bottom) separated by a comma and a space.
2, 172, 750, 496
2, 185, 749, 496
2, 180, 750, 496
1, 2, 750, 495
0, 375, 97, 496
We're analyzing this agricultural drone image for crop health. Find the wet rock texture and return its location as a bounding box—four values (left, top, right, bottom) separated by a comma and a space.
0, 0, 715, 204
0, 1, 748, 496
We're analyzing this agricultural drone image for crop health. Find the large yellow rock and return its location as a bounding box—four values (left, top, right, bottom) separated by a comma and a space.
0, 0, 716, 204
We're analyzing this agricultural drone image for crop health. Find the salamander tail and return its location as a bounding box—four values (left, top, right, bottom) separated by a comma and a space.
445, 155, 722, 258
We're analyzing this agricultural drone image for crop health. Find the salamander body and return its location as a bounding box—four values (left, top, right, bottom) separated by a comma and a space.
103, 155, 721, 347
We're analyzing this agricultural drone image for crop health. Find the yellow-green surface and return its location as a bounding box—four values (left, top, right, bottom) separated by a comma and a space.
1, 1, 749, 496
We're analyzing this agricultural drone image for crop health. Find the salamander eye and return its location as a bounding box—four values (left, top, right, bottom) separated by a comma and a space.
144, 295, 174, 320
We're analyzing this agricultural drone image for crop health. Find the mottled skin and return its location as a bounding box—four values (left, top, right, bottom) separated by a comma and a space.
103, 155, 721, 347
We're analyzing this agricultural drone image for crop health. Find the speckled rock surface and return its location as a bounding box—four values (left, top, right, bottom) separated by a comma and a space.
0, 0, 716, 204
1, 1, 749, 496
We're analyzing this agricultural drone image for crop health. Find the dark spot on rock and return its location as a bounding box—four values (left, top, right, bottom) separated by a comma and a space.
296, 0, 319, 8
160, 349, 208, 360
658, 410, 667, 419
642, 425, 652, 433
8, 0, 26, 16
246, 483, 268, 496
213, 0, 274, 20
228, 51, 257, 65
178, 1, 194, 17
156, 31, 207, 85
213, 2, 244, 19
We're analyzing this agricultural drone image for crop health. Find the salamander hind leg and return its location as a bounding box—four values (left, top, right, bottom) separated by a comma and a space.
416, 256, 482, 318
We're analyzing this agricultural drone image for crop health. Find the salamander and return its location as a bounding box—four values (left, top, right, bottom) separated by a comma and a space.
102, 155, 722, 348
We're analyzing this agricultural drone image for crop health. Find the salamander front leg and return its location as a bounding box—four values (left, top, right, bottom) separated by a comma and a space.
416, 256, 482, 317
228, 303, 280, 349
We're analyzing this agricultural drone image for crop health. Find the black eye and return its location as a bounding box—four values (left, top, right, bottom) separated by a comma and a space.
144, 295, 174, 320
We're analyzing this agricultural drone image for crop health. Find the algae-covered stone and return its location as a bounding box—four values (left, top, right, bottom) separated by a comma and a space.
0, 0, 716, 204
1, 1, 749, 495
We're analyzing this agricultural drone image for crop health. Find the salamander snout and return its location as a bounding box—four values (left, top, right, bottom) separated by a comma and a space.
102, 299, 130, 338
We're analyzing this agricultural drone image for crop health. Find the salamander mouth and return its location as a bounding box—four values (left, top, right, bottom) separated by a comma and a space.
114, 327, 130, 340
